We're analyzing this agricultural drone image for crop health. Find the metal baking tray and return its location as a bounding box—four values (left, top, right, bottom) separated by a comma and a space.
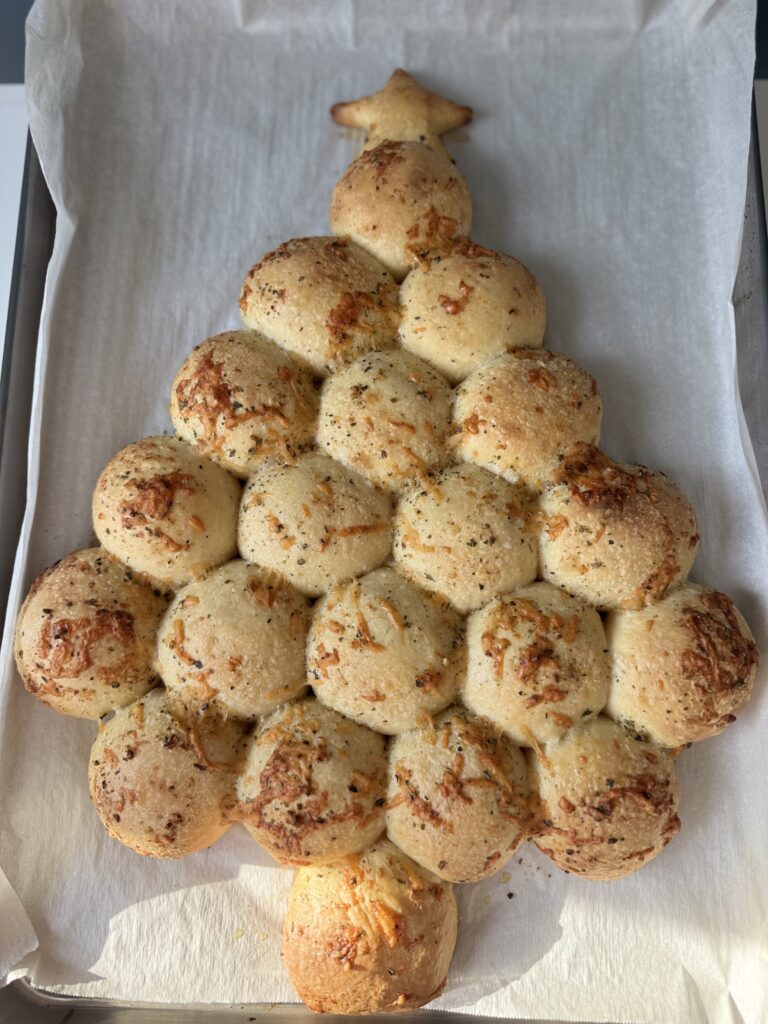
1, 106, 766, 1021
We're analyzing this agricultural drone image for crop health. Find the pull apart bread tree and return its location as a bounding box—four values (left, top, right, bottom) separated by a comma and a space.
15, 70, 759, 1014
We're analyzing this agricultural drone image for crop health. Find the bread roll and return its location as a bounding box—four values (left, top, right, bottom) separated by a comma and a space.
539, 444, 699, 611
330, 140, 471, 280
399, 242, 545, 383
529, 716, 681, 880
386, 706, 531, 882
308, 567, 464, 735
170, 330, 317, 478
464, 582, 610, 746
317, 349, 452, 494
92, 436, 241, 589
156, 560, 309, 719
88, 687, 245, 858
283, 839, 457, 1013
235, 699, 387, 864
238, 451, 392, 597
239, 236, 398, 375
606, 582, 758, 747
331, 68, 472, 155
453, 349, 602, 489
14, 548, 167, 718
393, 463, 537, 613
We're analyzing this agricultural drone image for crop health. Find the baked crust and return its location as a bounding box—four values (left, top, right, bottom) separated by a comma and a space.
464, 581, 610, 746
386, 705, 532, 882
454, 350, 602, 490
331, 68, 472, 154
393, 463, 537, 613
156, 560, 310, 719
282, 839, 457, 1013
238, 451, 393, 597
606, 582, 758, 746
170, 330, 318, 477
530, 716, 680, 880
400, 242, 545, 383
331, 141, 472, 280
538, 444, 699, 610
240, 237, 398, 375
88, 687, 245, 858
317, 349, 452, 494
92, 436, 241, 589
235, 698, 387, 865
308, 567, 465, 735
14, 547, 167, 718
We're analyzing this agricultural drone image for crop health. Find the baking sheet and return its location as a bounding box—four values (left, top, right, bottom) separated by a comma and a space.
1, 1, 767, 1021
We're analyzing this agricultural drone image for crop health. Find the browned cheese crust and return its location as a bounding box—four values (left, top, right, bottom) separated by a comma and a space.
393, 462, 537, 613
239, 237, 399, 375
330, 140, 472, 280
235, 699, 387, 864
453, 349, 602, 490
464, 581, 610, 746
170, 330, 318, 477
606, 582, 758, 746
530, 716, 681, 880
14, 548, 167, 718
386, 706, 532, 882
308, 567, 465, 735
88, 687, 246, 858
92, 435, 241, 589
539, 443, 699, 610
283, 839, 457, 1013
399, 241, 546, 383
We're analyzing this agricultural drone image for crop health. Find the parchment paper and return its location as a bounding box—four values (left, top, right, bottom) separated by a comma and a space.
1, 1, 766, 1021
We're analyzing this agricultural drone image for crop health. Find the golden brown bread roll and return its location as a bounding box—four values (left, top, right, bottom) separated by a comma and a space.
605, 582, 758, 747
453, 349, 602, 490
463, 582, 610, 746
529, 716, 681, 880
399, 242, 546, 383
538, 444, 699, 611
307, 567, 465, 735
156, 560, 310, 720
235, 699, 387, 864
386, 706, 532, 882
92, 436, 241, 589
239, 236, 398, 375
317, 349, 452, 494
330, 140, 472, 280
88, 687, 245, 858
170, 330, 317, 478
237, 451, 392, 597
282, 839, 457, 1013
14, 548, 167, 718
393, 463, 537, 613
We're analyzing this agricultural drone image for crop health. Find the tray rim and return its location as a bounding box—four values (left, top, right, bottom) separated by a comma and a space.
2, 94, 766, 1024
